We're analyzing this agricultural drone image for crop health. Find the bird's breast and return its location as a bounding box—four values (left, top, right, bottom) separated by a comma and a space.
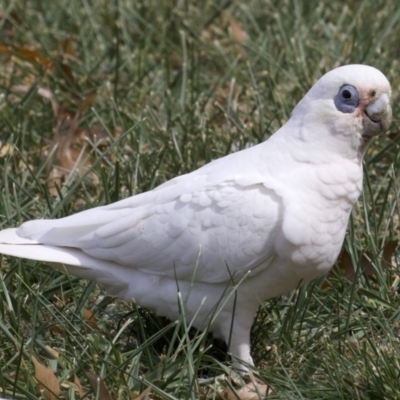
274, 159, 363, 283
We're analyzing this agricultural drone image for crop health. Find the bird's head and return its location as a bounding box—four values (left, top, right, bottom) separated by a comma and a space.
289, 64, 392, 158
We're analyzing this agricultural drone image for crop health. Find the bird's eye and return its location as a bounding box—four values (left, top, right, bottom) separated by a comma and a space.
342, 89, 351, 99
334, 84, 359, 114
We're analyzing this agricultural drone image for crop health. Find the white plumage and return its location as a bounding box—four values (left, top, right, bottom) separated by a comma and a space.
0, 65, 392, 372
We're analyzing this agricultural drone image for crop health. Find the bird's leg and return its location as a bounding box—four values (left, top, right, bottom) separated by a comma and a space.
220, 312, 255, 374
230, 337, 254, 374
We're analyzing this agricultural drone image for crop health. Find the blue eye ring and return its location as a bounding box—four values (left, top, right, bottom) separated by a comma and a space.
334, 84, 359, 114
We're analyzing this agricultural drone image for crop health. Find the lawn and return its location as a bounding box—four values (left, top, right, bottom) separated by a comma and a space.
0, 1, 399, 399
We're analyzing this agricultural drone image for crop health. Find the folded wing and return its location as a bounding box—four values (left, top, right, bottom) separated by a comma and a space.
1, 144, 283, 284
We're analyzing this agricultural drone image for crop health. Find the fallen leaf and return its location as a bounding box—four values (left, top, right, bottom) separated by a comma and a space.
388, 131, 400, 142
83, 308, 99, 330
0, 11, 22, 39
74, 374, 85, 397
18, 46, 52, 67
46, 119, 109, 198
324, 240, 398, 287
86, 371, 113, 400
0, 11, 22, 25
45, 345, 59, 359
134, 386, 152, 400
0, 44, 52, 68
31, 355, 60, 400
58, 61, 78, 88
381, 240, 398, 269
78, 92, 97, 113
0, 142, 15, 158
56, 38, 77, 88
51, 324, 67, 335
60, 374, 86, 397
214, 82, 240, 107
221, 381, 269, 400
62, 37, 74, 59
229, 19, 247, 45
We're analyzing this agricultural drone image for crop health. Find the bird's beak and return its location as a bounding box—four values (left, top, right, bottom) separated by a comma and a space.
362, 93, 392, 138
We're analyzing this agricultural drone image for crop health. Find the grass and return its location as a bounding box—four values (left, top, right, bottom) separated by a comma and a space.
0, 0, 399, 398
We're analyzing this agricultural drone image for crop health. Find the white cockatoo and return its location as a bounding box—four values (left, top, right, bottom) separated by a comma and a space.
0, 65, 392, 372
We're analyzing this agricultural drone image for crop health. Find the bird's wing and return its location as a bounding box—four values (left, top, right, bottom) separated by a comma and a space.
9, 143, 283, 284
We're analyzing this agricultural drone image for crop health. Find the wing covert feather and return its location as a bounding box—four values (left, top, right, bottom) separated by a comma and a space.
82, 182, 281, 283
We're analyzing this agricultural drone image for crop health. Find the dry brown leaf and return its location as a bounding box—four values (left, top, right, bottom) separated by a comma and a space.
343, 240, 398, 280
17, 46, 52, 67
0, 11, 21, 39
0, 11, 22, 25
52, 290, 72, 309
78, 92, 97, 113
0, 43, 12, 65
215, 84, 240, 107
86, 371, 113, 400
324, 240, 399, 287
134, 386, 152, 400
58, 61, 78, 88
62, 37, 74, 59
0, 142, 15, 158
45, 345, 59, 359
83, 308, 99, 330
229, 19, 247, 45
60, 374, 86, 396
0, 37, 77, 92
48, 95, 105, 178
46, 120, 109, 198
382, 240, 398, 268
51, 324, 67, 335
346, 338, 359, 349
74, 374, 85, 397
337, 250, 358, 282
221, 381, 269, 400
31, 355, 60, 400
388, 131, 400, 142
0, 36, 108, 203
0, 44, 52, 68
